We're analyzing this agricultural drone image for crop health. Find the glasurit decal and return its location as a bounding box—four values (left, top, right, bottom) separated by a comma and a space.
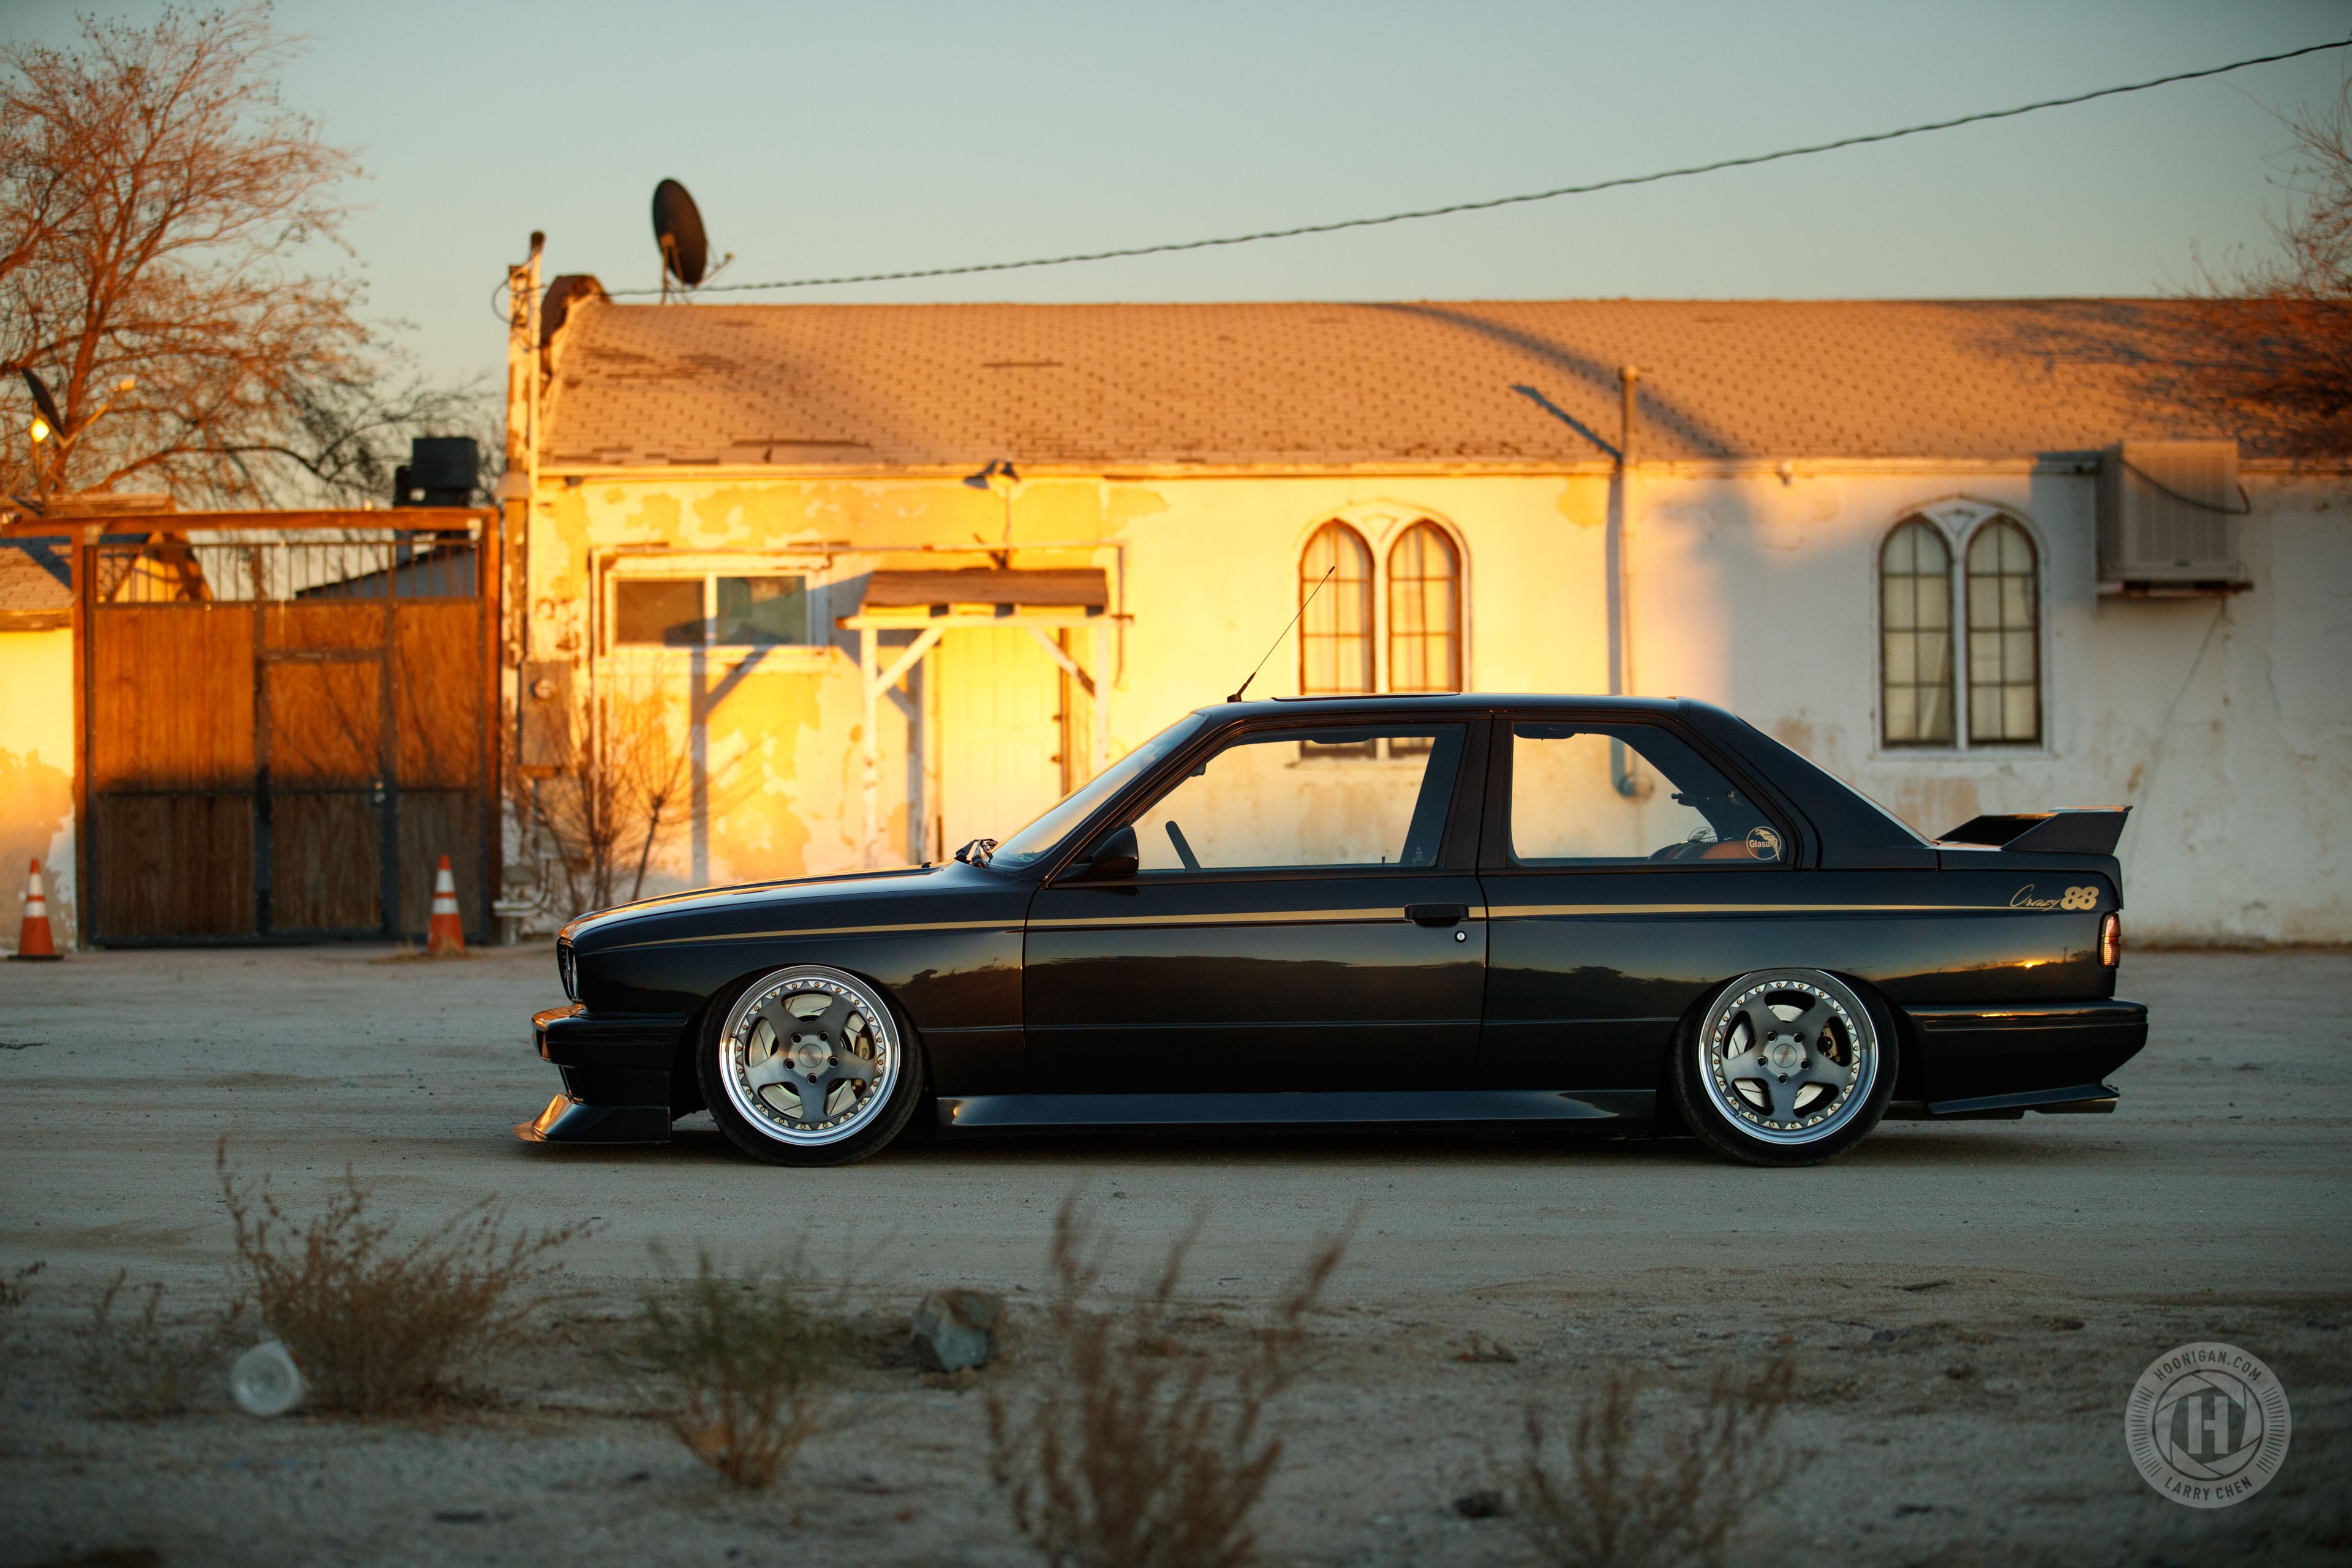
2010, 885, 2101, 911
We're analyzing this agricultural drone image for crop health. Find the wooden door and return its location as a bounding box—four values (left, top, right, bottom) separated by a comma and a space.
86, 604, 258, 938
939, 627, 1063, 851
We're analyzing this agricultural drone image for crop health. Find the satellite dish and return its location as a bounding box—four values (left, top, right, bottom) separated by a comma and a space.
652, 179, 709, 290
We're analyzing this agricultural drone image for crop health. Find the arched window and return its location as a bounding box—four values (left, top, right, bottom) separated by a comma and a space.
1880, 518, 1954, 746
1386, 522, 1461, 692
1298, 521, 1373, 694
1966, 518, 2040, 744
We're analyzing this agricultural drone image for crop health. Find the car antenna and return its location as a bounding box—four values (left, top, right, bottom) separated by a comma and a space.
1227, 565, 1333, 703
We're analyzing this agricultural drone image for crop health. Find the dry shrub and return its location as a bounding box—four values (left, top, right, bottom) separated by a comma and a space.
986, 1195, 1346, 1568
1521, 1357, 1799, 1568
77, 1272, 225, 1418
217, 1140, 588, 1413
0, 1259, 40, 1310
635, 1250, 845, 1488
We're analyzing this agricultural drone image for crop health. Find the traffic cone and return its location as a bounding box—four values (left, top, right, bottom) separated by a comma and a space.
425, 855, 466, 954
10, 859, 61, 960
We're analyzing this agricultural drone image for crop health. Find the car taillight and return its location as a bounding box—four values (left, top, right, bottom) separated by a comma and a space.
2099, 911, 2121, 968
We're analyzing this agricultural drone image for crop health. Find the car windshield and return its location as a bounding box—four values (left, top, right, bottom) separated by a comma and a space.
985, 714, 1208, 870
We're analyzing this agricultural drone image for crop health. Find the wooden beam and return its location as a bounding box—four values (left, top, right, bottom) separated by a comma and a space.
3, 508, 492, 538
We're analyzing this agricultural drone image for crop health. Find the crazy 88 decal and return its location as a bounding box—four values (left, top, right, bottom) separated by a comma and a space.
2061, 885, 2100, 910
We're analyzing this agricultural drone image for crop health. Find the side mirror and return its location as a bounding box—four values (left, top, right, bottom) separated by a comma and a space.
1074, 824, 1138, 881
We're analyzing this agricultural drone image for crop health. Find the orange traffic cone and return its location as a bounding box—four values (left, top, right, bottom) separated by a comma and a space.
426, 854, 466, 954
10, 859, 60, 960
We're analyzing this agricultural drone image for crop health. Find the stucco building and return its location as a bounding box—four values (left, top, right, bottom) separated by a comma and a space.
500, 285, 2348, 945
0, 537, 75, 943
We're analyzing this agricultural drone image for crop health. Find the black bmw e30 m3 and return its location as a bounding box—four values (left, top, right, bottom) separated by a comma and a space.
522, 694, 2146, 1169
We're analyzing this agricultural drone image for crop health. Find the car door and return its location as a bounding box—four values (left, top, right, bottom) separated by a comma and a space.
1477, 717, 1799, 1102
1024, 717, 1488, 1095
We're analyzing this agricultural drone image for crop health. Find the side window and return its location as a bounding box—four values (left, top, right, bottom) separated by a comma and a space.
615, 579, 704, 646
1880, 518, 1954, 747
1508, 723, 1782, 867
1131, 725, 1465, 873
1298, 522, 1373, 695
1386, 522, 1461, 693
1964, 519, 2040, 744
715, 575, 812, 646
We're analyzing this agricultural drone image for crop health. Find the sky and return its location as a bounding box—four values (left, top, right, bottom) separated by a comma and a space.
10, 0, 2351, 392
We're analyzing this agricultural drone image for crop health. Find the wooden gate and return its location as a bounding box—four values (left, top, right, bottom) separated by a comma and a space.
78, 515, 499, 943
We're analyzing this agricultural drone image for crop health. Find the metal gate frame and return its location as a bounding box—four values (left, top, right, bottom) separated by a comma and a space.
69, 508, 501, 946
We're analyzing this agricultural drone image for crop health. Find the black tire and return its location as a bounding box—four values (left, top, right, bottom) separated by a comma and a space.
1671, 968, 1898, 1167
696, 964, 927, 1167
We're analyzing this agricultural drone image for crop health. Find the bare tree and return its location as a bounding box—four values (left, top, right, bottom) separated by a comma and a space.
2192, 84, 2352, 453
0, 4, 483, 506
519, 668, 776, 912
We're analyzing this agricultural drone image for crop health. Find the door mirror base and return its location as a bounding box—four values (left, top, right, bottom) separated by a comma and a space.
1069, 823, 1139, 881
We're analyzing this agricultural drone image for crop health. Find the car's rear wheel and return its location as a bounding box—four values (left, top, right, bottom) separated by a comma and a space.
1672, 968, 1895, 1167
698, 965, 924, 1167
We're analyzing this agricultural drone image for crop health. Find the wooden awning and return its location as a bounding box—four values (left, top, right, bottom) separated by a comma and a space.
858, 567, 1107, 611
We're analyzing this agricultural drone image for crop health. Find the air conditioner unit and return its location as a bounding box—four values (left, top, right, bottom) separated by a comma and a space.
2097, 441, 2248, 596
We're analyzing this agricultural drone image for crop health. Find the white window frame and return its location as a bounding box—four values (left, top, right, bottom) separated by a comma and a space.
1869, 500, 2052, 759
600, 552, 840, 665
1292, 506, 1473, 698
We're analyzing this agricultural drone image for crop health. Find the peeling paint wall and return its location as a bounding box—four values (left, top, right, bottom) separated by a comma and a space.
1630, 468, 2350, 944
526, 465, 2348, 943
0, 627, 76, 951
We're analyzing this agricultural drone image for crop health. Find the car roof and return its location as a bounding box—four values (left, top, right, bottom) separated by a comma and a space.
1196, 693, 1689, 718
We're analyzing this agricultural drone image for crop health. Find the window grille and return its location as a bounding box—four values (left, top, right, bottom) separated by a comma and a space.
1298, 522, 1373, 695
1880, 518, 1954, 746
1386, 522, 1461, 693
1966, 519, 2040, 745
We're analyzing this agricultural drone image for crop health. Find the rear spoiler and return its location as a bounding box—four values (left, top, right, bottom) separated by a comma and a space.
1939, 807, 2130, 857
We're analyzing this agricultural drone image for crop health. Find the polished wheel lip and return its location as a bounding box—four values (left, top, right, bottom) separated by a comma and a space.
717, 966, 901, 1148
1699, 969, 1877, 1147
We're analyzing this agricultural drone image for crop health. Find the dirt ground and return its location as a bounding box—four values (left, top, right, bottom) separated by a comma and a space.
1, 944, 2346, 1566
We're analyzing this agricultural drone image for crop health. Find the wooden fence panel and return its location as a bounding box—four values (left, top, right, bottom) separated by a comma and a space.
88, 606, 254, 791
394, 603, 484, 790
93, 795, 254, 938
266, 662, 382, 786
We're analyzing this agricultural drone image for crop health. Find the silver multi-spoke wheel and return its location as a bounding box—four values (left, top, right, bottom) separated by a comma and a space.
1696, 969, 1880, 1148
716, 967, 903, 1149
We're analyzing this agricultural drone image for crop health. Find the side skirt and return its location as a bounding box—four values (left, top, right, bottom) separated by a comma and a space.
937, 1088, 1656, 1132
1881, 1082, 2120, 1121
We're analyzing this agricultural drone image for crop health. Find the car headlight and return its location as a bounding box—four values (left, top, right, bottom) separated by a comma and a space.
557, 939, 578, 1001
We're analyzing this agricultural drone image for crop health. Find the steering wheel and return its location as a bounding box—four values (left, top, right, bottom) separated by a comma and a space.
1164, 820, 1202, 871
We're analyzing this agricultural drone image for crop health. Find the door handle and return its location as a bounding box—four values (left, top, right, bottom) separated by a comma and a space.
1405, 903, 1468, 927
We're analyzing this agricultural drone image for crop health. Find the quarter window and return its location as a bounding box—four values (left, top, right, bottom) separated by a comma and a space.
1508, 723, 1782, 867
1965, 520, 2040, 744
1298, 522, 1373, 695
1879, 519, 1955, 747
1386, 522, 1461, 693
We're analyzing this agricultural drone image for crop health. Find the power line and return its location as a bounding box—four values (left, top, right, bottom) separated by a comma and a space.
601, 36, 2349, 298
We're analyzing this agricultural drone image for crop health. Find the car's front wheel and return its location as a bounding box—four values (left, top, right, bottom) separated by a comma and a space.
1672, 968, 1896, 1167
697, 965, 925, 1167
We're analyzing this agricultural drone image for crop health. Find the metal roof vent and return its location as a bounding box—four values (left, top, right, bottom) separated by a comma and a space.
2097, 440, 2250, 597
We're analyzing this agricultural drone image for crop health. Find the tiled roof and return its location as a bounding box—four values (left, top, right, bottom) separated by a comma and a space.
540, 297, 2297, 470
0, 540, 72, 615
